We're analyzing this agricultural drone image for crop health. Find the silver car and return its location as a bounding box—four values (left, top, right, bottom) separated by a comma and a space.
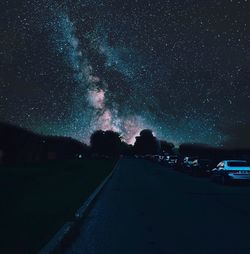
211, 160, 250, 184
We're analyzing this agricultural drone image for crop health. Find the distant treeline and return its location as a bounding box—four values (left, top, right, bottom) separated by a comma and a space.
90, 129, 175, 157
0, 122, 250, 164
0, 122, 89, 164
179, 143, 250, 162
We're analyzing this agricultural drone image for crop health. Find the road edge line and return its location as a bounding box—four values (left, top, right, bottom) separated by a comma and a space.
38, 159, 120, 254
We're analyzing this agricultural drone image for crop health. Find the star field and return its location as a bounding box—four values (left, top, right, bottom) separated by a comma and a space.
0, 0, 250, 145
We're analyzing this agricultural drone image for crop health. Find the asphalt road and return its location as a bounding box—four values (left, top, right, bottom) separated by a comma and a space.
63, 158, 250, 254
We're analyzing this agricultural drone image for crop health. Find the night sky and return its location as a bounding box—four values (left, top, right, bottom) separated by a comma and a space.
1, 0, 250, 145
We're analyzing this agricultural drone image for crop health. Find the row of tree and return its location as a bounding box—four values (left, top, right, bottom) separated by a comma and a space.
90, 129, 174, 157
179, 143, 250, 161
0, 122, 89, 164
0, 122, 175, 163
2, 121, 250, 164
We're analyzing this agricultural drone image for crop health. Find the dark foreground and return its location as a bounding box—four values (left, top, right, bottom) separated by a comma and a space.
0, 159, 115, 254
63, 158, 250, 254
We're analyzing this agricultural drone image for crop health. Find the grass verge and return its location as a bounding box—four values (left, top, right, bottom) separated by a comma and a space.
0, 159, 116, 254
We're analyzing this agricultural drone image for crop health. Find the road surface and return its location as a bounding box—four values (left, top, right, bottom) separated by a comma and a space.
63, 158, 250, 254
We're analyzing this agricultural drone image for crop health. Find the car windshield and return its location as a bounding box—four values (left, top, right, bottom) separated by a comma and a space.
228, 162, 250, 167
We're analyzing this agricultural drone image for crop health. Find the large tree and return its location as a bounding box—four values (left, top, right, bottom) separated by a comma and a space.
134, 129, 160, 155
90, 130, 123, 157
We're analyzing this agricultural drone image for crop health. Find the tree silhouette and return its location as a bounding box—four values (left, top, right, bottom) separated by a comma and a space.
0, 122, 89, 164
121, 141, 134, 155
90, 130, 105, 155
90, 130, 123, 157
159, 140, 174, 154
134, 129, 160, 155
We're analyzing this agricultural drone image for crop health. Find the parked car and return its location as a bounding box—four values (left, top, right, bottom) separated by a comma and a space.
211, 160, 250, 184
190, 159, 214, 176
144, 154, 153, 160
182, 156, 198, 172
168, 155, 178, 167
160, 155, 169, 164
151, 155, 163, 163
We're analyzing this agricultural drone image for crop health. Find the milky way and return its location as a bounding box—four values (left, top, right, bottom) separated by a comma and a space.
1, 0, 250, 145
